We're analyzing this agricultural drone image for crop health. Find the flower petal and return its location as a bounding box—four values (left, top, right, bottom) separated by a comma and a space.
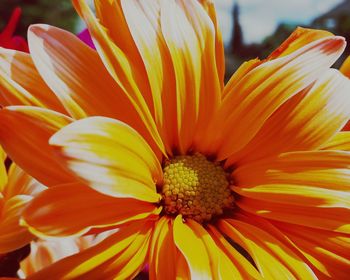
0, 106, 73, 186
149, 217, 177, 280
207, 224, 262, 280
268, 27, 333, 59
0, 195, 33, 254
3, 164, 46, 199
22, 183, 158, 238
321, 131, 350, 151
177, 0, 222, 151
235, 150, 350, 190
73, 0, 165, 155
160, 0, 202, 153
340, 55, 350, 78
186, 219, 247, 280
226, 69, 350, 166
26, 222, 152, 280
50, 116, 162, 202
201, 35, 346, 159
218, 218, 317, 279
276, 221, 350, 279
0, 47, 65, 112
173, 216, 212, 279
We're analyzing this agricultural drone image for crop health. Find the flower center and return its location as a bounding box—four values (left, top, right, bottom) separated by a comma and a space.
161, 153, 234, 223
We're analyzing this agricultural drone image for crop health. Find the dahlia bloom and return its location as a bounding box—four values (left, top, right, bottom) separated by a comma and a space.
0, 0, 349, 279
0, 147, 45, 254
0, 7, 28, 52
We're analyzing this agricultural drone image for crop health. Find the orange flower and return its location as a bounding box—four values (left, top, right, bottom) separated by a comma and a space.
0, 147, 45, 254
0, 0, 349, 279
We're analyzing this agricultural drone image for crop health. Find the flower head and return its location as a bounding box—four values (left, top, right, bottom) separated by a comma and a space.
0, 0, 349, 279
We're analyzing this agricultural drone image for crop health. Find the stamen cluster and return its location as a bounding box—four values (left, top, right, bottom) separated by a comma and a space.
162, 153, 234, 223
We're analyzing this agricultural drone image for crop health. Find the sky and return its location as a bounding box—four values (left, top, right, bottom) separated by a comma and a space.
215, 0, 343, 44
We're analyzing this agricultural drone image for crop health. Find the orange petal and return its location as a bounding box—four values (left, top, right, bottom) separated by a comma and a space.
202, 35, 346, 159
268, 27, 333, 59
3, 163, 46, 200
177, 0, 222, 151
22, 183, 158, 238
73, 0, 165, 155
50, 116, 162, 202
226, 69, 350, 166
149, 217, 177, 280
218, 218, 317, 279
235, 150, 350, 191
0, 195, 34, 253
237, 196, 350, 234
160, 0, 202, 153
27, 222, 152, 280
0, 47, 65, 112
0, 106, 73, 186
173, 216, 212, 279
276, 221, 350, 279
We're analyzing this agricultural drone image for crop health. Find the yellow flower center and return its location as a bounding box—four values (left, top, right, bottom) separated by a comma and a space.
161, 153, 234, 223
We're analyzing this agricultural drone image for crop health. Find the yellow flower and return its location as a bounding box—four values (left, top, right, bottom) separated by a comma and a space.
0, 147, 45, 254
0, 0, 349, 279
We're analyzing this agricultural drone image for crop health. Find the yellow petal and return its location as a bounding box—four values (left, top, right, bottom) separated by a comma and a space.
22, 183, 159, 238
50, 116, 162, 202
226, 69, 350, 166
27, 222, 152, 280
173, 215, 212, 279
0, 106, 74, 186
201, 35, 346, 159
0, 195, 34, 254
73, 0, 166, 155
321, 131, 350, 151
219, 218, 317, 279
0, 147, 7, 192
0, 47, 65, 113
186, 219, 245, 280
207, 224, 262, 280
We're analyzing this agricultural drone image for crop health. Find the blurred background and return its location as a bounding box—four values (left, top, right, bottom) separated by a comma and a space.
0, 0, 350, 78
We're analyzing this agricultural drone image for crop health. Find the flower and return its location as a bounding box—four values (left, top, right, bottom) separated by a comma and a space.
0, 7, 28, 52
0, 0, 349, 279
0, 147, 45, 255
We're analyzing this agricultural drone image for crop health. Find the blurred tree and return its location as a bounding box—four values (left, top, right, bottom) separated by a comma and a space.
230, 2, 243, 55
0, 0, 78, 37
